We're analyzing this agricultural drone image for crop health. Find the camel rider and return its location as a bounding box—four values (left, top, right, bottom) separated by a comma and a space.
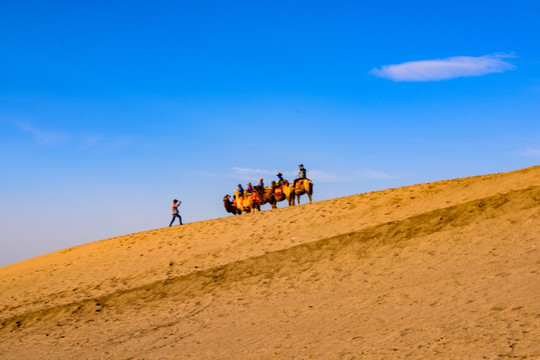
237, 184, 244, 196
258, 178, 264, 187
293, 164, 307, 188
246, 182, 253, 193
276, 172, 284, 186
270, 180, 277, 194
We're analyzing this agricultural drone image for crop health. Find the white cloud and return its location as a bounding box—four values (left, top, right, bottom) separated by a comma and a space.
371, 54, 516, 82
15, 122, 137, 151
520, 148, 540, 157
194, 167, 291, 181
231, 167, 282, 177
80, 134, 105, 148
308, 169, 343, 183
195, 167, 400, 184
356, 169, 395, 180
230, 167, 345, 183
196, 167, 328, 182
16, 122, 69, 146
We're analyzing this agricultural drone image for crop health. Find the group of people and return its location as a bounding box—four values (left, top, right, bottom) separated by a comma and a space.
169, 164, 308, 226
233, 164, 308, 199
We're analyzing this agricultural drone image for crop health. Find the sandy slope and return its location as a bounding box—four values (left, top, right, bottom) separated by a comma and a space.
0, 166, 539, 359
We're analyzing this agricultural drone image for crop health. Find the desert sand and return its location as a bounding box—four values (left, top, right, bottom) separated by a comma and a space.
1, 166, 539, 359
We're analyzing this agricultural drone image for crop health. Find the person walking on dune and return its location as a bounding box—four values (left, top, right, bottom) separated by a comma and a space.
169, 199, 183, 227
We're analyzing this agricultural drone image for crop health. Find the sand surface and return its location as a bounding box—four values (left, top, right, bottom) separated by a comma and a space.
1, 166, 539, 359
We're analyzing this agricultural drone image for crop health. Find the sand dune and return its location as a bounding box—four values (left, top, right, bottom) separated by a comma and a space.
1, 166, 539, 359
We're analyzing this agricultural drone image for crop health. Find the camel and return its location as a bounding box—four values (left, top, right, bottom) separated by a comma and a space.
248, 191, 262, 212
272, 180, 295, 207
233, 190, 250, 213
224, 179, 295, 215
292, 179, 313, 205
252, 185, 277, 209
223, 195, 241, 215
234, 190, 260, 213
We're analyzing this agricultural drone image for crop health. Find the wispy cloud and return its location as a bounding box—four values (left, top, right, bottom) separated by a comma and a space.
228, 167, 342, 183
308, 169, 343, 183
231, 167, 283, 178
371, 53, 516, 82
192, 167, 286, 181
196, 167, 400, 183
520, 148, 540, 157
80, 134, 105, 149
15, 122, 137, 151
16, 122, 69, 146
356, 169, 395, 180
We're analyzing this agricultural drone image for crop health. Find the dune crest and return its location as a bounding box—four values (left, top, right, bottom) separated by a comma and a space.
1, 166, 539, 359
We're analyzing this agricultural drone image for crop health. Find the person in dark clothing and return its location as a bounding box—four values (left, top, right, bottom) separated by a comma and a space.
169, 199, 183, 226
293, 164, 307, 187
276, 172, 284, 186
270, 180, 277, 194
237, 184, 244, 196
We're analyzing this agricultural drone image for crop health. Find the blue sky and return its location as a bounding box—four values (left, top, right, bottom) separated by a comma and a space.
1, 1, 539, 267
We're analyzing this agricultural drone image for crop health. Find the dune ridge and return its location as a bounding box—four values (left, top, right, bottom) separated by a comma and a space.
1, 165, 539, 359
